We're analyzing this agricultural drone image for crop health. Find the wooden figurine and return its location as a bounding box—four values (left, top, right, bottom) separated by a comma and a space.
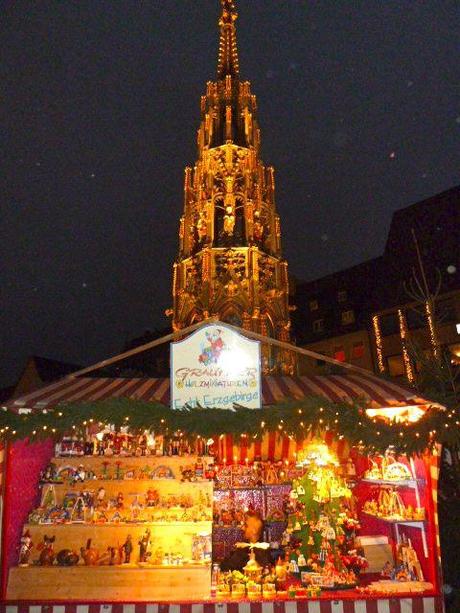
80, 538, 100, 565
18, 530, 33, 566
38, 535, 56, 566
96, 486, 106, 507
108, 545, 123, 566
116, 492, 124, 508
56, 548, 79, 566
122, 535, 133, 563
138, 529, 151, 563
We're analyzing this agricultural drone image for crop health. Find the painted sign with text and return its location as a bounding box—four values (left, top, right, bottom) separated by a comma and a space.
171, 323, 261, 410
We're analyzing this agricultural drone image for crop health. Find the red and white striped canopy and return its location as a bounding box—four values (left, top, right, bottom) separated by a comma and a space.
5, 373, 428, 413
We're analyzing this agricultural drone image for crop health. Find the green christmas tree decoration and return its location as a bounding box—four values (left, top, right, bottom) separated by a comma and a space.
285, 442, 353, 571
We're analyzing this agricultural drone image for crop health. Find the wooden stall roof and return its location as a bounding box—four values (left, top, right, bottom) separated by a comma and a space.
4, 372, 429, 413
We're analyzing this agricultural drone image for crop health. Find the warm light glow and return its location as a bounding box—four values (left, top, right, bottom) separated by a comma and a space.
218, 344, 253, 377
366, 405, 425, 424
296, 441, 339, 468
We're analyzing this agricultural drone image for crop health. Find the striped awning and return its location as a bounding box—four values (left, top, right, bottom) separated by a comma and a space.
0, 596, 445, 613
5, 372, 429, 413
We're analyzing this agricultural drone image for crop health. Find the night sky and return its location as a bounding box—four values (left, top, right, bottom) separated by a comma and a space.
2, 1, 459, 388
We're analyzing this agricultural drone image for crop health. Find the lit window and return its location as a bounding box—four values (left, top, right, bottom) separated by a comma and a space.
338, 290, 347, 303
352, 342, 365, 359
334, 347, 346, 362
309, 300, 319, 311
313, 319, 324, 333
341, 310, 355, 325
387, 355, 405, 377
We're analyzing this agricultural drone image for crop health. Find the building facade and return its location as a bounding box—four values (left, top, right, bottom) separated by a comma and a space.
170, 1, 292, 372
292, 185, 460, 379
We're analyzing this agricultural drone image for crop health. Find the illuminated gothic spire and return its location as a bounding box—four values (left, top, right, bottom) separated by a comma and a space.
217, 0, 240, 79
171, 1, 294, 373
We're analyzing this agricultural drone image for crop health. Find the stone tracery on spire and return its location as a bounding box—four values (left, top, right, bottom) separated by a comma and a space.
217, 0, 240, 79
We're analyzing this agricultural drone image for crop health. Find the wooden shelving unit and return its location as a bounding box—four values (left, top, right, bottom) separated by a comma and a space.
7, 455, 213, 601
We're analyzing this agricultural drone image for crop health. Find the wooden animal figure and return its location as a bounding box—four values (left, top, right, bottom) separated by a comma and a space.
107, 545, 123, 565
38, 535, 56, 566
80, 538, 100, 565
56, 549, 79, 566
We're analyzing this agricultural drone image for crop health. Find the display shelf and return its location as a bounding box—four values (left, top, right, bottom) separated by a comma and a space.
39, 475, 213, 512
213, 519, 285, 529
20, 521, 213, 558
47, 454, 214, 479
362, 513, 428, 557
361, 478, 420, 488
7, 564, 211, 601
43, 479, 211, 486
215, 483, 290, 491
25, 521, 213, 527
362, 512, 425, 526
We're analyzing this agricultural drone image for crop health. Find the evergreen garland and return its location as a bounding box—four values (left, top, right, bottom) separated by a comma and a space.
0, 395, 458, 455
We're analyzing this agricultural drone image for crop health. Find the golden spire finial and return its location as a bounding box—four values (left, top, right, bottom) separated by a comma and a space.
217, 0, 239, 79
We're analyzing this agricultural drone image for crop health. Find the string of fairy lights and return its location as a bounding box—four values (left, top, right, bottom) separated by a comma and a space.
425, 300, 440, 360
372, 300, 443, 383
397, 308, 415, 383
1, 395, 459, 456
372, 314, 385, 374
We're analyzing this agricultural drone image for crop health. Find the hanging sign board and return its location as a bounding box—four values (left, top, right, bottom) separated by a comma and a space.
171, 323, 261, 410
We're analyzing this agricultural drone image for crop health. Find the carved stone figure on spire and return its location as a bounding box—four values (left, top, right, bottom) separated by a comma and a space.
253, 210, 264, 243
196, 211, 207, 242
223, 205, 236, 235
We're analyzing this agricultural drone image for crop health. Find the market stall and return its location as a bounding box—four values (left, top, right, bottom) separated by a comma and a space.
0, 322, 450, 613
